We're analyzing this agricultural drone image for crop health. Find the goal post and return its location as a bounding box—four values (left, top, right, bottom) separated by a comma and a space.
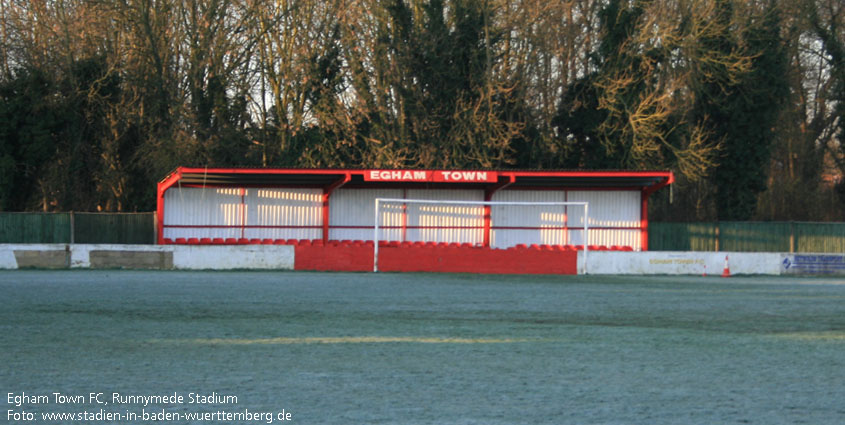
373, 198, 589, 274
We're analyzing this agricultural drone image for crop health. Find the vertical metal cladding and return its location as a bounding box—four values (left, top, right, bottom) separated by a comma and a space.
490, 190, 570, 249
568, 191, 641, 249
405, 189, 485, 244
245, 188, 322, 240
163, 187, 322, 240
489, 190, 642, 249
162, 183, 643, 249
327, 188, 484, 243
164, 187, 243, 239
329, 188, 403, 241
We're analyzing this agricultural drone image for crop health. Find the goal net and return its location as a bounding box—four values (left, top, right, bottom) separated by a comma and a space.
373, 198, 589, 273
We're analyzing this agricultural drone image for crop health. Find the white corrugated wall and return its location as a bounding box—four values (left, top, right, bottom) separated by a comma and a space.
163, 187, 243, 239
404, 189, 485, 244
329, 188, 403, 241
163, 187, 322, 240
568, 190, 641, 250
490, 190, 571, 248
488, 190, 642, 249
244, 188, 322, 240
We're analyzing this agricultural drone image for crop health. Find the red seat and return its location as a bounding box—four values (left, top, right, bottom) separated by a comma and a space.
212, 238, 225, 244
311, 240, 324, 247
163, 238, 174, 244
273, 239, 287, 245
575, 245, 584, 251
460, 243, 474, 249
200, 238, 212, 244
622, 246, 634, 251
187, 238, 200, 244
224, 238, 238, 244
261, 239, 275, 244
175, 238, 188, 244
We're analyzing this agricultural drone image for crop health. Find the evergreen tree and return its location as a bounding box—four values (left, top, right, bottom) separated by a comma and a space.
697, 1, 790, 220
0, 68, 61, 210
554, 0, 681, 172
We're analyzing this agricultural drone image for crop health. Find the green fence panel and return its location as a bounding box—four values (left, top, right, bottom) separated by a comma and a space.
719, 222, 792, 252
795, 222, 845, 253
648, 222, 718, 251
650, 221, 845, 253
73, 213, 156, 244
0, 213, 71, 243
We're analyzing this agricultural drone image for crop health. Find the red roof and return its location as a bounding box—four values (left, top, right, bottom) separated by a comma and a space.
159, 167, 674, 193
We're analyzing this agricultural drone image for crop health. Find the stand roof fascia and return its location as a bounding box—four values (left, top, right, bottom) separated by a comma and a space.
158, 167, 674, 193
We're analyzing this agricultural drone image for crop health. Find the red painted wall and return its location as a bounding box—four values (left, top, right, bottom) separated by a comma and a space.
294, 244, 577, 275
294, 244, 373, 272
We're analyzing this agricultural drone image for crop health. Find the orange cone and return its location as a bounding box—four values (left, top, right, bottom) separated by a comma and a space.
721, 255, 731, 278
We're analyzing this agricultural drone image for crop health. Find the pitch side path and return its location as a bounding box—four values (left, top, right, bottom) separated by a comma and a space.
2, 271, 844, 424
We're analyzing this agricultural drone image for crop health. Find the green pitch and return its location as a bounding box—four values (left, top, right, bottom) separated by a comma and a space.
2, 271, 844, 424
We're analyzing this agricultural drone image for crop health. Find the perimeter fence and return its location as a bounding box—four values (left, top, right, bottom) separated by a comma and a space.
0, 212, 155, 244
649, 221, 845, 253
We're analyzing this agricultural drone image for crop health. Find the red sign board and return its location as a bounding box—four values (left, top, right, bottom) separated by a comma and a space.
365, 170, 498, 183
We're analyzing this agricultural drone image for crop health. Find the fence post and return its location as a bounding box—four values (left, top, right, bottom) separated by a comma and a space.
789, 221, 795, 253
715, 223, 720, 252
69, 211, 75, 244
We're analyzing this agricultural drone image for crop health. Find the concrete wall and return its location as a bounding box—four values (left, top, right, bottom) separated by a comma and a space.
581, 251, 783, 275
0, 244, 294, 270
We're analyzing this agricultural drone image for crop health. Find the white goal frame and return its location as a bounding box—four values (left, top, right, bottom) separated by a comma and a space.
373, 198, 589, 274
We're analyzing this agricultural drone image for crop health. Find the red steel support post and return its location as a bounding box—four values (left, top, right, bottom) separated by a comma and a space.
240, 188, 247, 239
322, 173, 351, 243
640, 189, 649, 251
156, 169, 184, 244
483, 174, 516, 248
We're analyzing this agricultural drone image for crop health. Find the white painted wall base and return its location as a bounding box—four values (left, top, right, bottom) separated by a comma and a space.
581, 251, 783, 275
0, 244, 294, 270
171, 245, 294, 270
581, 251, 845, 276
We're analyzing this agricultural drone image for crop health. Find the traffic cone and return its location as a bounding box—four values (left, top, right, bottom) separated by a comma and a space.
721, 255, 731, 278
702, 263, 707, 277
